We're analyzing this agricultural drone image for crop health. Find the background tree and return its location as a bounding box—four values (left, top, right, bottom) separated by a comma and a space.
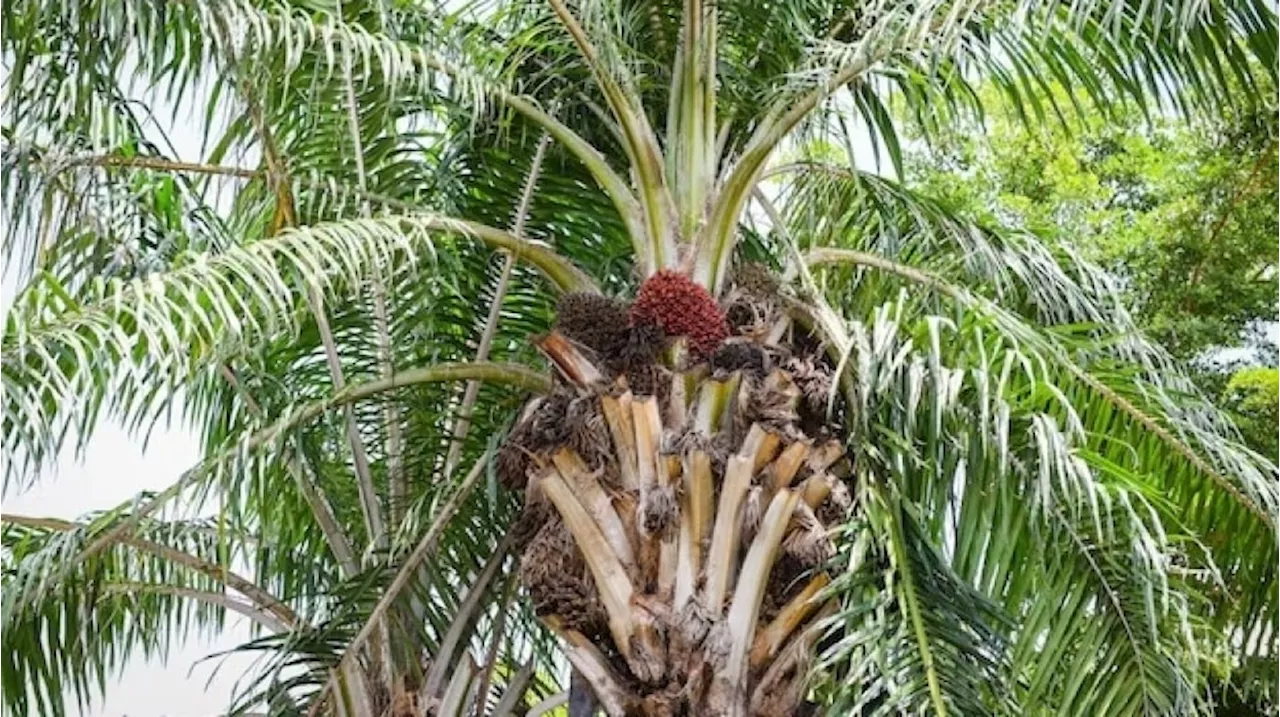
1, 0, 1277, 716
905, 83, 1278, 360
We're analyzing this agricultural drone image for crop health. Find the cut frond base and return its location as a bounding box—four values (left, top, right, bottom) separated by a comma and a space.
508, 282, 851, 716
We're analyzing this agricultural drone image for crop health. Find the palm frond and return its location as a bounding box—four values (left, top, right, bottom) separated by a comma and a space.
2, 0, 1274, 714
2, 214, 583, 486
807, 292, 1230, 714
219, 455, 562, 715
700, 0, 1277, 292
819, 493, 1013, 716
754, 140, 1276, 713
1, 513, 298, 717
776, 162, 1275, 523
2, 0, 648, 269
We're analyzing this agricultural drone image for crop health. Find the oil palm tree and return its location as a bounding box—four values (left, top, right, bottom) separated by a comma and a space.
2, 0, 1277, 715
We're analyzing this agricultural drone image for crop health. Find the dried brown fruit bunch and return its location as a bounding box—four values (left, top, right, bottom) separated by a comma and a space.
629, 271, 729, 360
624, 363, 671, 401
555, 292, 630, 357
496, 440, 532, 491
711, 341, 768, 377
521, 520, 609, 641
615, 322, 667, 370
734, 262, 780, 297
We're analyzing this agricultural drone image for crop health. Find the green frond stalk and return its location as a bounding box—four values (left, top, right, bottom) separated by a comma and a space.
443, 133, 554, 480
101, 583, 291, 631
667, 0, 718, 243
695, 0, 987, 294
219, 364, 361, 577
334, 14, 408, 533
308, 452, 496, 714
883, 493, 950, 717
547, 0, 675, 275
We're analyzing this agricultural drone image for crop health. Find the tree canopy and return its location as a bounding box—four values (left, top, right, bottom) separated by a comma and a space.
905, 83, 1278, 363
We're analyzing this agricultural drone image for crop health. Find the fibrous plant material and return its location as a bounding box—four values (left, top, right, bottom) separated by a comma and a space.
497, 391, 572, 490
521, 519, 610, 642
624, 363, 671, 400
509, 291, 846, 716
733, 262, 781, 298
629, 271, 730, 360
742, 369, 802, 435
496, 439, 533, 492
725, 301, 760, 335
783, 355, 833, 416
564, 396, 614, 473
711, 341, 769, 377
724, 263, 782, 337
728, 263, 788, 349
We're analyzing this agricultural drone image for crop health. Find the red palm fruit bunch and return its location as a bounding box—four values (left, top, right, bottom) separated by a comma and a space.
628, 270, 729, 360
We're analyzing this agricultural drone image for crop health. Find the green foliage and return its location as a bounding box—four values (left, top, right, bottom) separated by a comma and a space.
1224, 367, 1280, 462
905, 85, 1279, 363
0, 0, 1275, 715
901, 81, 1280, 714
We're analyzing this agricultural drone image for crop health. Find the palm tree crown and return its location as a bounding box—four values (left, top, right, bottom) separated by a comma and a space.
2, 0, 1276, 715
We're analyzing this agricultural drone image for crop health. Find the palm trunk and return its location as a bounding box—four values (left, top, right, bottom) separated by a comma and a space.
505, 271, 852, 716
